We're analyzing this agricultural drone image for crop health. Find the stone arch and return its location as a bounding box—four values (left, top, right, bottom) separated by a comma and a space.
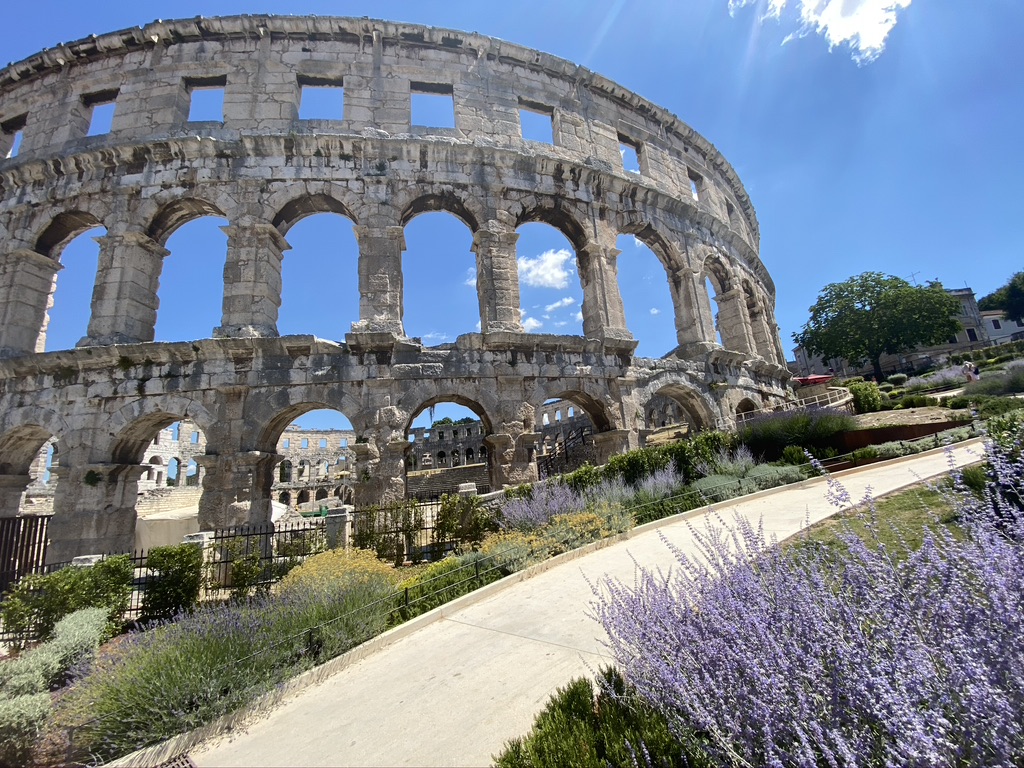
637, 378, 718, 433
539, 389, 614, 432
34, 209, 107, 260
146, 198, 228, 245
106, 397, 216, 465
0, 406, 72, 482
400, 392, 495, 436
253, 398, 361, 454
736, 397, 759, 417
701, 250, 734, 296
398, 191, 482, 232
315, 487, 328, 501
278, 491, 291, 505
514, 202, 588, 252
279, 459, 293, 483
271, 192, 359, 235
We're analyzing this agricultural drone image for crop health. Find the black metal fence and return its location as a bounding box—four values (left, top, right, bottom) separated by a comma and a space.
0, 514, 50, 594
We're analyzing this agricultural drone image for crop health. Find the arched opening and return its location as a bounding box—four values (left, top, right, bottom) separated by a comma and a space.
0, 426, 62, 516
40, 217, 106, 351
110, 414, 209, 523
704, 277, 725, 347
277, 210, 359, 339
278, 491, 291, 506
515, 221, 584, 336
736, 398, 760, 421
616, 233, 677, 357
534, 394, 603, 478
642, 384, 715, 435
402, 210, 478, 342
259, 405, 356, 518
155, 210, 228, 342
405, 399, 491, 500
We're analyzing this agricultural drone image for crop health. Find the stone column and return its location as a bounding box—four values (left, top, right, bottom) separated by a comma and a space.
46, 463, 147, 563
715, 287, 755, 356
592, 430, 632, 465
472, 228, 523, 333
215, 222, 289, 338
196, 451, 279, 530
81, 232, 168, 346
485, 432, 539, 490
747, 296, 776, 362
350, 225, 405, 336
578, 235, 632, 342
673, 266, 718, 348
0, 249, 61, 357
352, 437, 408, 508
0, 474, 31, 518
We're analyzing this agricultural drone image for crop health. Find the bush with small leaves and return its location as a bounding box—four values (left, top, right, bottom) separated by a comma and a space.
689, 474, 757, 503
139, 543, 204, 624
848, 380, 883, 414
0, 693, 50, 768
887, 373, 908, 386
0, 555, 132, 649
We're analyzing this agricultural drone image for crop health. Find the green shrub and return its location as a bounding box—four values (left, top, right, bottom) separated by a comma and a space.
279, 548, 401, 594
963, 367, 1024, 397
959, 464, 989, 499
0, 607, 109, 698
0, 693, 50, 768
538, 513, 609, 556
494, 668, 702, 768
745, 464, 805, 491
139, 543, 204, 624
848, 380, 883, 414
352, 501, 425, 565
433, 494, 498, 548
887, 373, 908, 386
478, 532, 539, 574
878, 382, 894, 392
781, 444, 808, 465
587, 499, 633, 534
851, 446, 879, 463
737, 409, 854, 461
57, 571, 397, 762
559, 464, 602, 495
0, 556, 132, 649
604, 447, 670, 487
690, 474, 757, 502
661, 431, 734, 481
397, 552, 494, 619
899, 394, 939, 409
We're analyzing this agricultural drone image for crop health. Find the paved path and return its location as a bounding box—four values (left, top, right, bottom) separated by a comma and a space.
191, 440, 985, 768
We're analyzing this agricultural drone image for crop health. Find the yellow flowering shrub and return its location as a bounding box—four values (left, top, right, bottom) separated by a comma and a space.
279, 548, 402, 593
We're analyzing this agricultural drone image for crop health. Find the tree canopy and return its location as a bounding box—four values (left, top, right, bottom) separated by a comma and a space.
978, 271, 1024, 322
794, 272, 963, 381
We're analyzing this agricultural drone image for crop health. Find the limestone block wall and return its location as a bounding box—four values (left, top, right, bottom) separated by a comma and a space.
0, 17, 794, 562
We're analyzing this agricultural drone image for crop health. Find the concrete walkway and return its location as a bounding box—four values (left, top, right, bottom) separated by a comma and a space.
191, 440, 985, 768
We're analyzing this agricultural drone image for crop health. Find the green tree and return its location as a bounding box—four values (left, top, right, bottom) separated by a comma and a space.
978, 271, 1024, 322
794, 272, 962, 382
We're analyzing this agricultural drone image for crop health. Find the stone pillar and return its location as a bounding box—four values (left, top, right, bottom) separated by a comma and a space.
578, 236, 632, 342
715, 288, 755, 356
196, 451, 279, 530
472, 228, 523, 333
0, 248, 61, 357
215, 222, 289, 338
352, 437, 407, 508
46, 463, 147, 563
673, 266, 718, 348
81, 232, 168, 346
747, 296, 776, 362
0, 474, 31, 517
351, 225, 405, 336
485, 432, 539, 490
592, 430, 632, 465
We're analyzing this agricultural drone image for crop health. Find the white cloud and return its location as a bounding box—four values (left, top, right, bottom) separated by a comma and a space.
422, 331, 450, 343
575, 310, 584, 322
632, 236, 645, 248
463, 267, 477, 288
649, 307, 661, 315
523, 317, 544, 332
545, 296, 577, 313
728, 0, 911, 64
518, 248, 574, 289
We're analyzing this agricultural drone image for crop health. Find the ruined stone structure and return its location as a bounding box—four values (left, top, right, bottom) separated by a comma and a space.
0, 16, 791, 562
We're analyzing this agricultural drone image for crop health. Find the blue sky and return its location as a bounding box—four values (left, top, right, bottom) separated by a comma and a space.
4, 0, 1022, 432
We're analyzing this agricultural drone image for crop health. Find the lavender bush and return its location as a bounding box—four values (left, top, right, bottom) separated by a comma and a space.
500, 482, 586, 532
904, 366, 967, 392
596, 427, 1024, 767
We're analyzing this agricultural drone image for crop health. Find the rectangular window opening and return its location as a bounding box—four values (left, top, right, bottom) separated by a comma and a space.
191, 432, 200, 444
618, 135, 641, 174
283, 438, 290, 449
411, 82, 455, 128
966, 328, 979, 342
2, 114, 27, 159
519, 100, 553, 144
687, 169, 703, 201
301, 438, 309, 449
186, 76, 227, 123
319, 438, 328, 448
84, 90, 118, 136
993, 319, 1002, 330
948, 335, 958, 345
299, 77, 345, 120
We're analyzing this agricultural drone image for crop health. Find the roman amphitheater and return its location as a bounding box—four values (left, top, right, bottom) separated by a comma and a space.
0, 16, 792, 563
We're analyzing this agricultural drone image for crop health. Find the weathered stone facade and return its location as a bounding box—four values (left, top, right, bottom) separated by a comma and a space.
0, 16, 792, 562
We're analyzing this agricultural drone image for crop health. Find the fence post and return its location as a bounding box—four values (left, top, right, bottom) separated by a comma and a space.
326, 511, 353, 550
